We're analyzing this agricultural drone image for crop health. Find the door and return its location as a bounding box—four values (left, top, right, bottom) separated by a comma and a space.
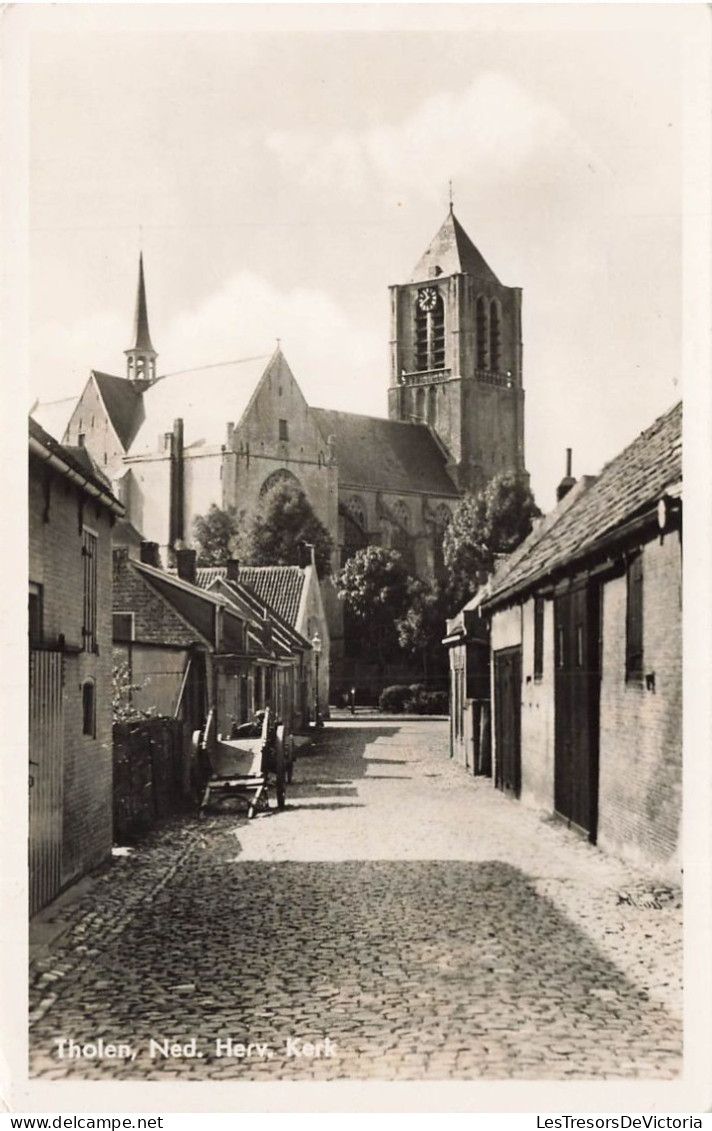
554, 582, 601, 840
29, 650, 64, 916
494, 646, 522, 797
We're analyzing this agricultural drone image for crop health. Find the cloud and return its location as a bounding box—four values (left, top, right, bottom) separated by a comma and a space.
130, 270, 384, 450
266, 72, 601, 203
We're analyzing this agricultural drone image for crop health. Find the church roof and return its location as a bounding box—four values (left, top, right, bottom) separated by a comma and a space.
92, 370, 147, 450
128, 253, 156, 355
482, 401, 682, 611
311, 408, 460, 497
409, 207, 500, 285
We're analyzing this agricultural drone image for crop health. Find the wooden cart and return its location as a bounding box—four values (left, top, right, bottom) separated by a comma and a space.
193, 707, 291, 818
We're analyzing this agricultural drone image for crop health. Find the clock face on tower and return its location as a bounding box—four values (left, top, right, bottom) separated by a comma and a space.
417, 287, 438, 313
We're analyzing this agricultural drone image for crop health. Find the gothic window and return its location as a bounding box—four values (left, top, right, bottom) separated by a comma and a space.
476, 295, 489, 369
278, 419, 289, 441
414, 289, 445, 372
392, 500, 410, 532
259, 468, 301, 497
489, 299, 501, 371
347, 497, 366, 531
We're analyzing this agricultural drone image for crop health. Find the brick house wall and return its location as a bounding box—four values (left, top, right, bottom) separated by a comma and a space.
597, 533, 682, 878
29, 454, 115, 889
519, 596, 555, 813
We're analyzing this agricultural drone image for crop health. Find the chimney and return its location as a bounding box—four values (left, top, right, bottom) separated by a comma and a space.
556, 448, 576, 503
169, 418, 185, 549
226, 422, 235, 448
139, 541, 162, 568
176, 547, 197, 585
226, 558, 240, 583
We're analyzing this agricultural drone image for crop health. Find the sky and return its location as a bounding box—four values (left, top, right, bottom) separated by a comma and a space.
11, 4, 708, 508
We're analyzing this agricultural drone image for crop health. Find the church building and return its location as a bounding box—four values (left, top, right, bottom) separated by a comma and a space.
46, 207, 528, 693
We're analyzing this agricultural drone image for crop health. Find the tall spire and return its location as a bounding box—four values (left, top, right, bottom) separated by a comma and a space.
125, 253, 158, 383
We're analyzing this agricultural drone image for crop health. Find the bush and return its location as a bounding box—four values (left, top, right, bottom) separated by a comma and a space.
378, 684, 417, 713
379, 684, 448, 715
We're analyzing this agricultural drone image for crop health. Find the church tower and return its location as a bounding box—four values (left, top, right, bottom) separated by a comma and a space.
388, 206, 526, 494
125, 253, 158, 383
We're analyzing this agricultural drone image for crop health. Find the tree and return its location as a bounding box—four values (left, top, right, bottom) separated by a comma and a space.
443, 473, 541, 605
335, 546, 412, 676
193, 504, 243, 566
395, 577, 453, 682
244, 479, 333, 575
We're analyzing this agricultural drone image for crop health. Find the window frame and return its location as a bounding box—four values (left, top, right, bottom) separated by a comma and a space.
82, 679, 96, 738
625, 550, 644, 683
533, 596, 544, 680
81, 525, 99, 653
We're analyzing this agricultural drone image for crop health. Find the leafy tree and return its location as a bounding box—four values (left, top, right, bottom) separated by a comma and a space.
395, 577, 453, 681
193, 504, 243, 566
244, 479, 333, 576
335, 546, 412, 676
112, 662, 157, 723
443, 473, 541, 605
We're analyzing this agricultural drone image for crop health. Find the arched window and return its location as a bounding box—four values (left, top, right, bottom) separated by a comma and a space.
82, 680, 96, 738
476, 295, 489, 369
414, 289, 445, 372
489, 299, 501, 371
392, 500, 410, 531
259, 468, 301, 497
347, 496, 366, 531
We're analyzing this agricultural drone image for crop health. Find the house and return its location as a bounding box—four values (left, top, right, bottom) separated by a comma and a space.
43, 206, 528, 692
461, 402, 682, 880
197, 556, 329, 724
112, 546, 312, 741
28, 418, 125, 915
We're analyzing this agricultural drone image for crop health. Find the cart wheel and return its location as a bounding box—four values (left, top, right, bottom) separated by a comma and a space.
275, 725, 287, 809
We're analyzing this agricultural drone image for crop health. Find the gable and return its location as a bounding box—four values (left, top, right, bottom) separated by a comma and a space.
235, 349, 326, 456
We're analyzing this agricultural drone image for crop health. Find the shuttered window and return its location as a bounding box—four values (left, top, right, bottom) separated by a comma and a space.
82, 528, 98, 652
625, 552, 644, 681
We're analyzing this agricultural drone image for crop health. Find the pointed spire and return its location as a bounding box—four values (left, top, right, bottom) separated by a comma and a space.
125, 253, 158, 383
409, 208, 500, 285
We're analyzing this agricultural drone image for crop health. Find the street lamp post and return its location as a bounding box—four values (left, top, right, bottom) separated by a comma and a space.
311, 631, 322, 728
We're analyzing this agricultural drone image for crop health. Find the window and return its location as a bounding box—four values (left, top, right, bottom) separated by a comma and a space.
82, 528, 98, 652
489, 300, 501, 370
415, 289, 445, 371
77, 433, 86, 448
626, 552, 644, 681
278, 419, 289, 441
82, 680, 96, 737
113, 612, 134, 642
476, 296, 489, 368
29, 582, 43, 646
533, 597, 544, 679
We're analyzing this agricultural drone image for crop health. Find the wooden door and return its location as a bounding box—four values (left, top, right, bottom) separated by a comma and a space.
554, 583, 601, 840
494, 647, 521, 797
29, 650, 64, 916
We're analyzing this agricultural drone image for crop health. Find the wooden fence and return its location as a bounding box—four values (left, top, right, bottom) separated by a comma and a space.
113, 717, 193, 843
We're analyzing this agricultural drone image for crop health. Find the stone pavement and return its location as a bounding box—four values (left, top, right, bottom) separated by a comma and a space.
28, 715, 682, 1081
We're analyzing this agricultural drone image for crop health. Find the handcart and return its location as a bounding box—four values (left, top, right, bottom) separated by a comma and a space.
193, 707, 291, 818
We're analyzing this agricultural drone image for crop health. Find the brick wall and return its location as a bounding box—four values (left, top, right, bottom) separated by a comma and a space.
29, 454, 115, 890
598, 533, 682, 879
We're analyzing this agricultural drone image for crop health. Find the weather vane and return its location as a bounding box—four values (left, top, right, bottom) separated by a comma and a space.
448, 180, 454, 212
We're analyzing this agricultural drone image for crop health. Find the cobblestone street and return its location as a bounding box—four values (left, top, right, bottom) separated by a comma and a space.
29, 715, 682, 1082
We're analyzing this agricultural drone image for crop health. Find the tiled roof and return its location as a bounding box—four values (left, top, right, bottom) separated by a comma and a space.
234, 566, 306, 628
311, 408, 459, 497
409, 208, 500, 285
483, 401, 682, 609
196, 569, 311, 651
93, 370, 146, 450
